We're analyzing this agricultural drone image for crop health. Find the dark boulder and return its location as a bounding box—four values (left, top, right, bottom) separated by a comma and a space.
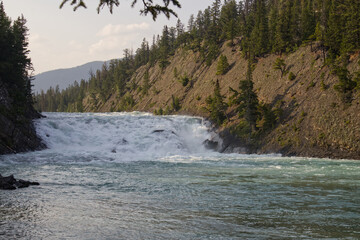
203, 139, 219, 150
151, 130, 177, 135
0, 174, 39, 190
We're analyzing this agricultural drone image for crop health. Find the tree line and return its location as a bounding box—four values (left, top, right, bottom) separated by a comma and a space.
35, 0, 360, 113
0, 2, 34, 118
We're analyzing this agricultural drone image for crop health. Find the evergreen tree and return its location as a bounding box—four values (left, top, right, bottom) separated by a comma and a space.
216, 54, 230, 75
205, 79, 228, 126
250, 0, 269, 56
142, 69, 150, 95
220, 0, 238, 44
273, 57, 287, 77
159, 25, 171, 69
230, 59, 260, 132
0, 4, 34, 116
340, 0, 360, 56
209, 0, 222, 43
333, 65, 356, 103
290, 0, 302, 46
267, 0, 279, 52
187, 14, 195, 32
300, 0, 316, 42
273, 0, 292, 54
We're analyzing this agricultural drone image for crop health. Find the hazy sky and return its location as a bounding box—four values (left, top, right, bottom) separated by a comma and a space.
3, 0, 211, 74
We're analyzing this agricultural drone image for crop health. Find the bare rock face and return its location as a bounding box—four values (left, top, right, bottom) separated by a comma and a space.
0, 83, 46, 155
0, 174, 40, 190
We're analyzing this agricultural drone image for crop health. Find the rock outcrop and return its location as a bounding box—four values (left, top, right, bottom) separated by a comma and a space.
0, 83, 45, 155
0, 174, 39, 190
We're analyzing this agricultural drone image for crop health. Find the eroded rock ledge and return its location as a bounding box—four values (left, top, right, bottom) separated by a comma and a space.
0, 174, 39, 190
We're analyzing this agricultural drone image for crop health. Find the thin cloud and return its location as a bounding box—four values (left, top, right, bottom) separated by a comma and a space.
29, 34, 48, 45
97, 22, 150, 37
89, 34, 139, 55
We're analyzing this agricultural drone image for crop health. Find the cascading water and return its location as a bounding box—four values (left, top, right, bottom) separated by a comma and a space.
1, 112, 359, 239
34, 112, 218, 161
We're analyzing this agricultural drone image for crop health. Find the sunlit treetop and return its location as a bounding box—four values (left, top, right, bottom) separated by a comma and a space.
60, 0, 181, 20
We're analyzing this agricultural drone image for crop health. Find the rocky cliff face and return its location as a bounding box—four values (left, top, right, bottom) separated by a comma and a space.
82, 42, 360, 160
0, 83, 45, 155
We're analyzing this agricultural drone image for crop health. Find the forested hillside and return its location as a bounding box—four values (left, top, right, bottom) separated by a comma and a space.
0, 3, 44, 154
35, 0, 360, 159
33, 61, 106, 94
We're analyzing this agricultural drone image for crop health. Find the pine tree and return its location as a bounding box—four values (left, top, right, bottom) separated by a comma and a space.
216, 54, 230, 75
268, 0, 279, 53
205, 79, 228, 126
142, 69, 150, 95
250, 0, 269, 56
300, 0, 316, 42
325, 0, 344, 58
290, 0, 302, 46
219, 0, 238, 44
159, 25, 171, 69
0, 2, 12, 85
340, 0, 360, 56
273, 57, 287, 77
230, 59, 260, 132
273, 0, 292, 54
187, 14, 195, 32
209, 0, 222, 43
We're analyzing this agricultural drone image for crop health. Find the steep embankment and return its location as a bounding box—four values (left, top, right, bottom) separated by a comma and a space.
0, 84, 45, 154
82, 42, 360, 160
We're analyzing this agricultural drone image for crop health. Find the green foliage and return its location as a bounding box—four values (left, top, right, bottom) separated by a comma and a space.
257, 103, 277, 132
205, 79, 228, 126
179, 75, 189, 87
174, 69, 190, 87
320, 79, 327, 91
229, 119, 251, 140
171, 95, 181, 112
0, 4, 35, 117
205, 42, 220, 66
273, 58, 287, 77
216, 54, 230, 75
219, 0, 238, 44
141, 69, 150, 95
173, 67, 178, 78
154, 107, 164, 115
119, 93, 135, 111
159, 59, 170, 70
230, 60, 277, 136
288, 72, 296, 81
306, 81, 315, 91
333, 65, 357, 103
229, 61, 260, 132
60, 0, 181, 20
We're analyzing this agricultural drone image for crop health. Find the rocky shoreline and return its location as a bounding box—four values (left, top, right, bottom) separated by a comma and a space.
208, 124, 360, 160
0, 174, 39, 190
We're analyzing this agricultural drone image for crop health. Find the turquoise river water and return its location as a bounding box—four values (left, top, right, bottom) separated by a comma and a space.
0, 112, 359, 239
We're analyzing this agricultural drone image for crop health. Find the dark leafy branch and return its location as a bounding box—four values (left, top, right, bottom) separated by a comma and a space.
60, 0, 181, 20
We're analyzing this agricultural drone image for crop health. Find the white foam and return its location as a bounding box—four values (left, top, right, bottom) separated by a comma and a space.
34, 112, 214, 162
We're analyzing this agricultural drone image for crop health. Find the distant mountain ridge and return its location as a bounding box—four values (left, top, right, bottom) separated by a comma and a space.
33, 61, 107, 93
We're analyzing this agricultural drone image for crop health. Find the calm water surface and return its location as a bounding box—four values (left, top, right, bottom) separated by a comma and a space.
0, 113, 359, 239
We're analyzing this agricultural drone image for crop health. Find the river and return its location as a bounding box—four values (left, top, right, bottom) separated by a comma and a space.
1, 112, 359, 239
